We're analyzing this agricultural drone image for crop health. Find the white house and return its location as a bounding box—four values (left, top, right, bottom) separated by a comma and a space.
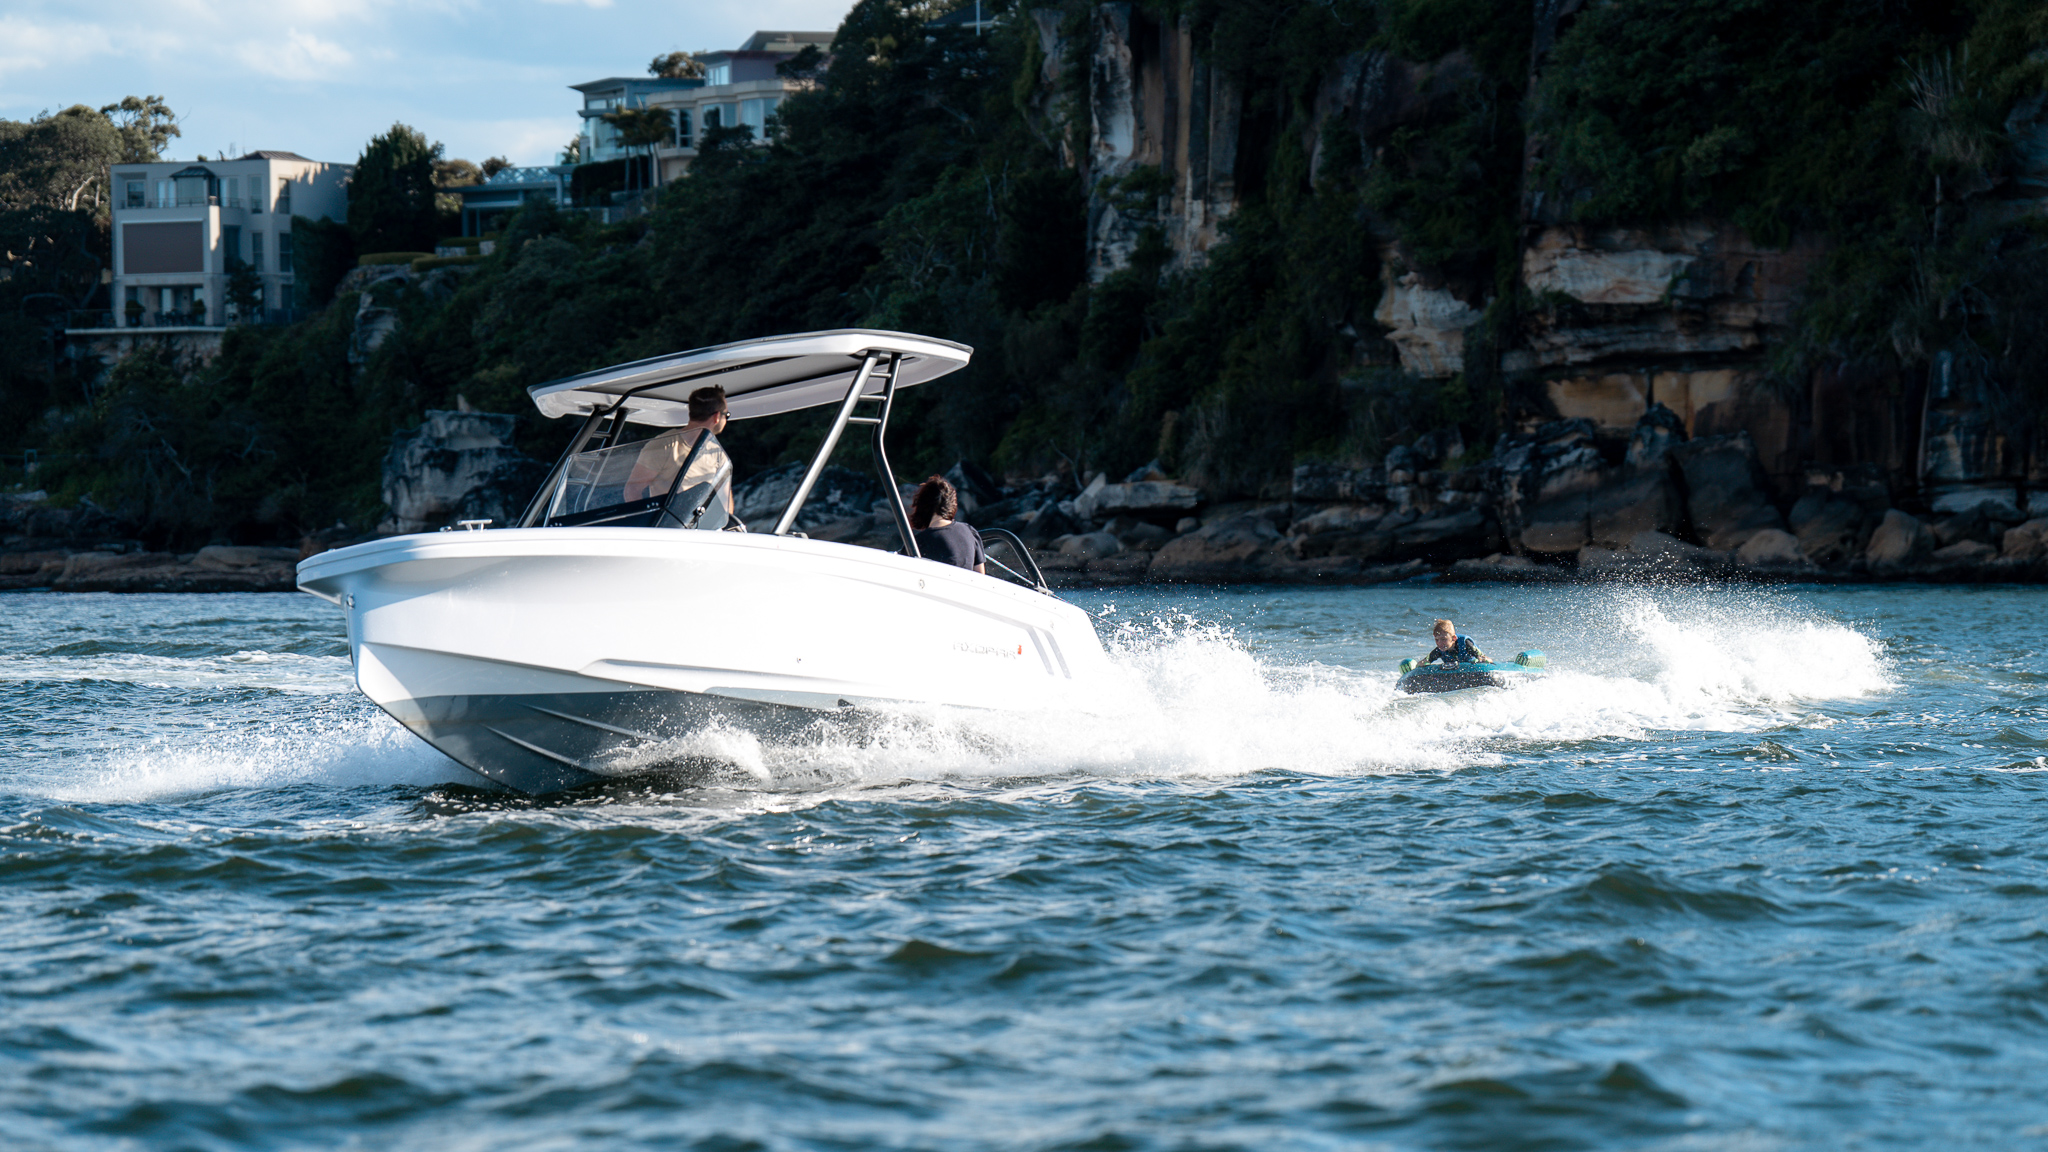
108, 151, 349, 328
648, 31, 833, 180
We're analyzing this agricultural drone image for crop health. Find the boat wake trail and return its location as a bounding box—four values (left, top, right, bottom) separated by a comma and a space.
710, 588, 1896, 789
33, 709, 473, 803
31, 588, 1893, 801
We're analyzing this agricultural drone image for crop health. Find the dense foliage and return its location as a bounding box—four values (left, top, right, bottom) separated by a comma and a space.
9, 1, 2048, 546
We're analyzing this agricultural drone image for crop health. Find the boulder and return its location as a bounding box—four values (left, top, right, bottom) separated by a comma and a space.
1058, 531, 1124, 560
731, 464, 880, 530
1150, 514, 1288, 582
1586, 469, 1682, 549
381, 410, 549, 535
1930, 506, 2001, 548
1392, 508, 1493, 558
1625, 530, 1723, 567
1670, 432, 1787, 551
1291, 462, 1384, 503
1085, 553, 1154, 584
1625, 403, 1687, 468
1107, 518, 1173, 550
1075, 480, 1202, 520
2002, 518, 2048, 562
1787, 494, 1865, 565
1864, 509, 1936, 568
1735, 528, 1809, 568
191, 545, 300, 571
942, 460, 1003, 511
1931, 540, 1999, 566
1287, 504, 1389, 559
1928, 485, 2023, 521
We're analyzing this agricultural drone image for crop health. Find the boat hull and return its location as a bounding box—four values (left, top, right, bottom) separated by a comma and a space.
299, 527, 1113, 792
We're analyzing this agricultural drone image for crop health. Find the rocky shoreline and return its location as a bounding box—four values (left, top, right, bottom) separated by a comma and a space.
10, 399, 2048, 593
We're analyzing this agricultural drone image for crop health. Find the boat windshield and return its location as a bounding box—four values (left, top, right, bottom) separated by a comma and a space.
547, 429, 731, 527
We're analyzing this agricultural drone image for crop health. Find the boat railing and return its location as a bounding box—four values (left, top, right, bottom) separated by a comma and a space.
979, 527, 1050, 593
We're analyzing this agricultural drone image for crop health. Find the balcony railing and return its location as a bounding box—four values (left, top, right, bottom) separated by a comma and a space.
118, 195, 272, 212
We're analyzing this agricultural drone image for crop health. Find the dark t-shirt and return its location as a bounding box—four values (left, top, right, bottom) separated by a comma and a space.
916, 520, 985, 570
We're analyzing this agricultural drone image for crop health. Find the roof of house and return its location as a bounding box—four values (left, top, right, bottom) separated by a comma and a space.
926, 5, 999, 29
738, 30, 834, 51
236, 151, 313, 161
570, 77, 703, 94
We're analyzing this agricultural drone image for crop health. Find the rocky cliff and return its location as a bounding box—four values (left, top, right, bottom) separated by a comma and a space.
1057, 0, 2046, 554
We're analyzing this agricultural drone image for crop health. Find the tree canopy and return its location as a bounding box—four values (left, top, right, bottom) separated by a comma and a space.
348, 123, 442, 254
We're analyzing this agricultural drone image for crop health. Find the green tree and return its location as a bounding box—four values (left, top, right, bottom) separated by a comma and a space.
649, 51, 705, 79
0, 106, 123, 212
225, 257, 264, 321
600, 107, 673, 193
348, 123, 441, 254
98, 95, 181, 163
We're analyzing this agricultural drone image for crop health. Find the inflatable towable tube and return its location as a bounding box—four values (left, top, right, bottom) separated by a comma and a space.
1396, 650, 1546, 694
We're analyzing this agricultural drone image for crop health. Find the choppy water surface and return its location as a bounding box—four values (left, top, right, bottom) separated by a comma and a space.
5, 582, 2047, 1150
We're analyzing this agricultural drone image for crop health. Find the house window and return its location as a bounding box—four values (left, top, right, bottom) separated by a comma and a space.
222, 225, 241, 268
225, 176, 239, 207
277, 231, 292, 269
739, 98, 776, 138
250, 177, 264, 212
155, 179, 172, 207
705, 62, 730, 85
252, 232, 264, 271
276, 178, 291, 216
675, 109, 692, 148
124, 180, 144, 208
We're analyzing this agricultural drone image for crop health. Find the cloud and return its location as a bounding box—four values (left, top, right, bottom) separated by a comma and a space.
235, 29, 355, 80
0, 16, 120, 82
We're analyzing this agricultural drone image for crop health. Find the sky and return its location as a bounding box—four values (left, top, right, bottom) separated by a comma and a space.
0, 0, 857, 169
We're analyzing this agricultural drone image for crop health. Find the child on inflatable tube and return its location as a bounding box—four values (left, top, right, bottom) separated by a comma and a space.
1420, 619, 1490, 666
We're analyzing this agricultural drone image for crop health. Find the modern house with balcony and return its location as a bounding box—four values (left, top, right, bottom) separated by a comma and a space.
572, 75, 706, 173
644, 31, 833, 181
451, 166, 574, 236
564, 31, 831, 193
103, 151, 349, 329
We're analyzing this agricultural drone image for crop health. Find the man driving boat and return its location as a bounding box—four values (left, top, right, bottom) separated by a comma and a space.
1420, 618, 1490, 665
623, 385, 735, 516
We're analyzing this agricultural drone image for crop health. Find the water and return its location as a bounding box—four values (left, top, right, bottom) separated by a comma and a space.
5, 583, 2047, 1151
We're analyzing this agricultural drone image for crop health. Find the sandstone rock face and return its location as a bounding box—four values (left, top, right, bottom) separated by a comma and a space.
1670, 432, 1786, 551
1080, 3, 1241, 279
1515, 225, 1822, 372
1523, 236, 1695, 305
1373, 272, 1483, 378
381, 410, 548, 536
1865, 510, 1936, 568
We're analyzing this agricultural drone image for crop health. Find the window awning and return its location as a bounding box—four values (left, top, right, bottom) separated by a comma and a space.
527, 329, 973, 425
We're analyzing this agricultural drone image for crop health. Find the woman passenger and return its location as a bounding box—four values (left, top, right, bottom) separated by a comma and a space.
909, 475, 985, 574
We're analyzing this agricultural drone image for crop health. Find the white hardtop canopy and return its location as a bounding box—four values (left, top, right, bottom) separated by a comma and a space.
528, 329, 973, 426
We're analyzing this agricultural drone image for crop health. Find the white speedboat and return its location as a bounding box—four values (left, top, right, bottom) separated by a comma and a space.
298, 330, 1113, 794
